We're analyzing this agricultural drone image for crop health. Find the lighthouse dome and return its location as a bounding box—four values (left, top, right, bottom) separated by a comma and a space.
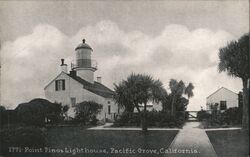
75, 39, 93, 51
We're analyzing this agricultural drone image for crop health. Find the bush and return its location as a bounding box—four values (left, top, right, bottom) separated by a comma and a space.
197, 110, 211, 121
113, 112, 140, 126
113, 111, 184, 128
15, 98, 66, 126
0, 126, 47, 156
75, 101, 103, 125
221, 107, 242, 125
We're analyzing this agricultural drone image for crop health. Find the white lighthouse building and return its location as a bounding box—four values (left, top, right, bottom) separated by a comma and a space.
44, 39, 118, 120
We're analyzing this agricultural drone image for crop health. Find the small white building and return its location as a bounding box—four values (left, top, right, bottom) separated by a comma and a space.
44, 39, 118, 120
206, 87, 239, 112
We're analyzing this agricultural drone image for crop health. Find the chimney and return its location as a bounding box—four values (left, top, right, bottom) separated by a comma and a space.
70, 70, 77, 78
97, 77, 102, 83
60, 59, 68, 73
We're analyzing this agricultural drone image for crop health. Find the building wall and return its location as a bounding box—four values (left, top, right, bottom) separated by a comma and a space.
206, 88, 238, 110
81, 88, 118, 120
44, 72, 118, 120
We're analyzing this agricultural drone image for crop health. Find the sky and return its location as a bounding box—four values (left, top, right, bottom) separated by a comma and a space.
0, 0, 249, 110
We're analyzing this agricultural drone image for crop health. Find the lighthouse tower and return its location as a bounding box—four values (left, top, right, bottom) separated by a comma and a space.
73, 39, 97, 83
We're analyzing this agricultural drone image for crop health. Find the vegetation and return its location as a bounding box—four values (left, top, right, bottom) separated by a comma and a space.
15, 98, 68, 126
218, 33, 249, 130
75, 101, 103, 125
163, 79, 194, 116
114, 110, 185, 128
197, 104, 242, 128
114, 73, 167, 131
114, 74, 193, 130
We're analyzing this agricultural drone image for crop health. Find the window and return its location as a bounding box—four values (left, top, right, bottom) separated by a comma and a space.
71, 97, 76, 107
108, 105, 111, 114
220, 101, 227, 110
55, 79, 65, 91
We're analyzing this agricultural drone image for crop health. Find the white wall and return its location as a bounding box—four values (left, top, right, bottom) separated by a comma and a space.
44, 72, 118, 120
206, 87, 238, 110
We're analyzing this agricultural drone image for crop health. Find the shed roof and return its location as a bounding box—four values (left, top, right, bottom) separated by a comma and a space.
206, 87, 237, 99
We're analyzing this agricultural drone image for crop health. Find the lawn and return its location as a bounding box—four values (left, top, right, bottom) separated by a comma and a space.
206, 130, 249, 157
43, 126, 178, 157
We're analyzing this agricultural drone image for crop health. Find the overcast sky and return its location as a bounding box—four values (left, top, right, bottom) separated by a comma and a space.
0, 0, 249, 110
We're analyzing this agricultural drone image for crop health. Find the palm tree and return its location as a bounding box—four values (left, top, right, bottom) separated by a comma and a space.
114, 73, 167, 131
169, 79, 194, 116
218, 34, 249, 130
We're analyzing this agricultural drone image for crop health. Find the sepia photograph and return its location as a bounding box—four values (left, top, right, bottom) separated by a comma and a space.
0, 0, 249, 157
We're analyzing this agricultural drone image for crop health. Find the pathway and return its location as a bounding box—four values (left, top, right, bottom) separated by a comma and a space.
88, 123, 179, 131
167, 121, 218, 157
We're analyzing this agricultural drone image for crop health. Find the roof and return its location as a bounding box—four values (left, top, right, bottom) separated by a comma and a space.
75, 39, 93, 51
67, 74, 114, 98
207, 87, 237, 99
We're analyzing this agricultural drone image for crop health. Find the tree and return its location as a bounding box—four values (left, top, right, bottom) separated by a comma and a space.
0, 106, 7, 126
75, 101, 103, 125
15, 98, 65, 126
114, 73, 167, 131
168, 79, 194, 116
218, 34, 249, 130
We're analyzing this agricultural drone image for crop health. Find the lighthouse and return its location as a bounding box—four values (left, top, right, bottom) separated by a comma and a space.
72, 39, 97, 83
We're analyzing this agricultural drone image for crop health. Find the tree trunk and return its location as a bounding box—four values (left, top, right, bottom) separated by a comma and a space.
242, 78, 249, 130
171, 95, 176, 117
142, 103, 148, 132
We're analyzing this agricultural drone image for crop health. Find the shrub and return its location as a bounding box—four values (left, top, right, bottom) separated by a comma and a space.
114, 110, 184, 128
221, 107, 242, 125
15, 98, 66, 126
113, 112, 140, 126
75, 101, 103, 125
197, 110, 211, 121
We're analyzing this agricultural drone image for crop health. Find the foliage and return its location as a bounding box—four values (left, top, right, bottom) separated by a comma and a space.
201, 105, 242, 128
162, 79, 194, 115
218, 33, 249, 129
114, 73, 168, 131
221, 107, 242, 125
75, 101, 103, 125
15, 98, 67, 126
0, 106, 6, 126
114, 73, 167, 113
197, 110, 211, 121
113, 110, 185, 128
0, 126, 47, 156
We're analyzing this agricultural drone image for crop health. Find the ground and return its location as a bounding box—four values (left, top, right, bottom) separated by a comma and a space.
3, 122, 249, 157
206, 130, 249, 157
45, 126, 178, 157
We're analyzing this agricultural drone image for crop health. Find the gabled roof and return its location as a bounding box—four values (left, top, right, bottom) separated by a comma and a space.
67, 74, 114, 98
207, 87, 237, 99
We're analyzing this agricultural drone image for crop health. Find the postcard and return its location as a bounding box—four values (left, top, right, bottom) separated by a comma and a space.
0, 1, 249, 157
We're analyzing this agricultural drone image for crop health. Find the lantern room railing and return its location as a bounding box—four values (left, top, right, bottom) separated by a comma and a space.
71, 59, 98, 70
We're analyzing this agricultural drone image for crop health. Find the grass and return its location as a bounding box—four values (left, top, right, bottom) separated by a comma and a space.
206, 130, 249, 157
45, 126, 178, 157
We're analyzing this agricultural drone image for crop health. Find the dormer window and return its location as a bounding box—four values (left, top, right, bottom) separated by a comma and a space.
55, 79, 65, 91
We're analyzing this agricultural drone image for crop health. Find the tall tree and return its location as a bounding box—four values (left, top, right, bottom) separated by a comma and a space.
114, 73, 167, 131
169, 79, 194, 116
218, 34, 249, 130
